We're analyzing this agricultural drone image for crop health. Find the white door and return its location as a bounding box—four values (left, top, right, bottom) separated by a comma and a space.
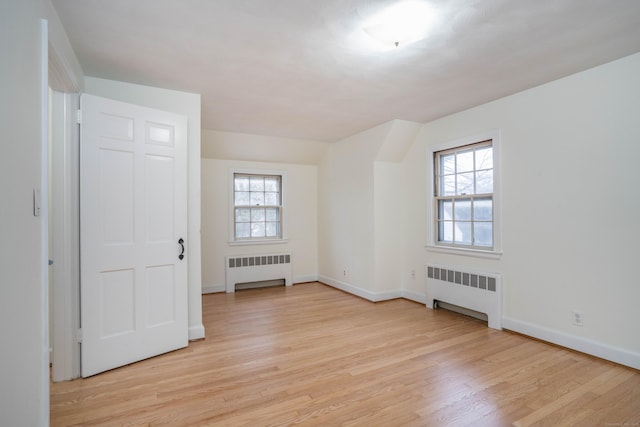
80, 94, 188, 377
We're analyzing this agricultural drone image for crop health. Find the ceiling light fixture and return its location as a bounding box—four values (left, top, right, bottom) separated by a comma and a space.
363, 1, 435, 49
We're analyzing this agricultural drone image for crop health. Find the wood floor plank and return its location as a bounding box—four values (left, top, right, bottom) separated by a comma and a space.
51, 282, 640, 426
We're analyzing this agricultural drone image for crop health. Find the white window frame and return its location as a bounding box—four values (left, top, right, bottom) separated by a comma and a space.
426, 130, 502, 259
228, 168, 288, 245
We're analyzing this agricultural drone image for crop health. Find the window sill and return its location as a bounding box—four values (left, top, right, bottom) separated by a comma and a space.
229, 239, 289, 246
425, 244, 502, 260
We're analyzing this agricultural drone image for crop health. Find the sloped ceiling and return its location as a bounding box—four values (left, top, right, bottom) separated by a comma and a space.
52, 0, 640, 142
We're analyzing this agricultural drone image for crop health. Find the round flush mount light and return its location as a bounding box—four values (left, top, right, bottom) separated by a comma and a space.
363, 1, 436, 49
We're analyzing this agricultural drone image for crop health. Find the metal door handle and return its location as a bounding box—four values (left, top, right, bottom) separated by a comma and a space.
178, 238, 185, 260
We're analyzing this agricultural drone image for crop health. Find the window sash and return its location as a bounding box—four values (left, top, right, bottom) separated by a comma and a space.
434, 195, 493, 249
434, 139, 492, 197
234, 206, 282, 240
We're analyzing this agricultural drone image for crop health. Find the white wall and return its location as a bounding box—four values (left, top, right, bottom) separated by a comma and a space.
318, 120, 421, 300
373, 161, 404, 295
84, 77, 205, 340
0, 0, 77, 424
202, 129, 329, 165
400, 53, 640, 368
201, 158, 318, 291
317, 126, 380, 298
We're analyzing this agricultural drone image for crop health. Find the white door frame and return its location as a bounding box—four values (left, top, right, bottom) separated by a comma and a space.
50, 90, 81, 381
49, 28, 82, 381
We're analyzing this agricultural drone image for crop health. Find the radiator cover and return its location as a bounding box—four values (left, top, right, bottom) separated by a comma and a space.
426, 265, 503, 330
225, 254, 292, 293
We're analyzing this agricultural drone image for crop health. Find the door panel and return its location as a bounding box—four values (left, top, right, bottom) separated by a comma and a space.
147, 265, 176, 327
80, 94, 188, 377
100, 149, 134, 244
100, 269, 135, 338
145, 154, 175, 242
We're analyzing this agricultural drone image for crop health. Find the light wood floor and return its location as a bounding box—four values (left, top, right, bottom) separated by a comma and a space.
51, 282, 640, 426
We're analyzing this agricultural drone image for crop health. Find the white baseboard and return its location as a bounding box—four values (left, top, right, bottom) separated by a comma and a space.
202, 284, 225, 294
318, 275, 426, 304
502, 316, 640, 370
319, 275, 378, 301
318, 275, 404, 302
206, 274, 412, 303
294, 274, 318, 284
401, 290, 426, 304
188, 324, 205, 341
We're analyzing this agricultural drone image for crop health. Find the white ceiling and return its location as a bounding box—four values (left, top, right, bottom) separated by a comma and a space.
52, 0, 640, 142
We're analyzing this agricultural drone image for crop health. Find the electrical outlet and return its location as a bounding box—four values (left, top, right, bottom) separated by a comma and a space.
343, 269, 347, 277
572, 310, 583, 326
411, 270, 416, 280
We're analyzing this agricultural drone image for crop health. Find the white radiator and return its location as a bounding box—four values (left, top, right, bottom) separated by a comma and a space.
426, 265, 503, 330
225, 253, 292, 293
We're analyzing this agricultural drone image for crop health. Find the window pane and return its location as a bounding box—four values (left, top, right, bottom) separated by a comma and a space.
266, 208, 279, 221
474, 222, 493, 247
438, 221, 453, 243
234, 176, 249, 191
476, 169, 493, 194
250, 176, 264, 191
457, 172, 474, 195
475, 147, 493, 170
438, 199, 453, 220
235, 223, 250, 238
442, 175, 455, 196
455, 199, 471, 221
250, 191, 265, 205
235, 208, 250, 222
440, 154, 455, 175
235, 191, 250, 205
455, 221, 472, 245
266, 222, 279, 237
251, 208, 265, 222
265, 192, 279, 206
457, 150, 474, 173
264, 177, 279, 192
474, 198, 492, 221
251, 222, 265, 238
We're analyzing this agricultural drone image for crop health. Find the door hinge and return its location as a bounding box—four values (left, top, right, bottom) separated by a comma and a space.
77, 328, 83, 343
76, 109, 82, 124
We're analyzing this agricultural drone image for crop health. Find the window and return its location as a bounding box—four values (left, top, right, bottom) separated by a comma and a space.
433, 139, 496, 251
232, 172, 283, 241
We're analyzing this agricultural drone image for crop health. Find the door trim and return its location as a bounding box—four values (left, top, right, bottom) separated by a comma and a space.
48, 18, 82, 381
